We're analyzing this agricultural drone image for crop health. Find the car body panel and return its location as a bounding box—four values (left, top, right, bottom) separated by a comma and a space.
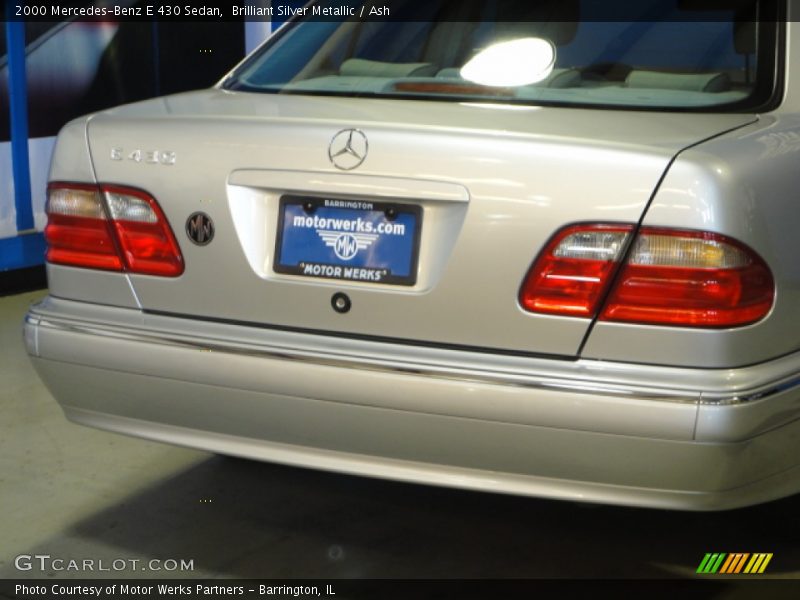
74, 92, 756, 357
582, 117, 800, 367
28, 5, 800, 510
24, 296, 800, 511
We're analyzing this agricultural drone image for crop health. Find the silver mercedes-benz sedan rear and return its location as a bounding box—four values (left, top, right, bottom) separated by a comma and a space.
24, 0, 800, 510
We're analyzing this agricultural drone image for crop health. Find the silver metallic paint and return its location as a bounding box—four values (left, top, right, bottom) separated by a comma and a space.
23, 303, 800, 510
29, 13, 800, 509
78, 96, 755, 357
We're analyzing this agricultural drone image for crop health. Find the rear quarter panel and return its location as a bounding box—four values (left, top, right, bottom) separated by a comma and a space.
583, 116, 800, 367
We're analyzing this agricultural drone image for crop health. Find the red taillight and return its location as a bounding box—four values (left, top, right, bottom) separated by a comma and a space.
45, 183, 184, 277
600, 229, 774, 327
520, 225, 774, 328
45, 184, 123, 271
101, 185, 184, 277
519, 224, 634, 317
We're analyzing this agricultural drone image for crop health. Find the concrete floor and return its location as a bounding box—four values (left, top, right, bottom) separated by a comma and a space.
3, 290, 800, 582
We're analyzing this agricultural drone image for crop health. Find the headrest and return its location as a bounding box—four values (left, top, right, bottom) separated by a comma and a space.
340, 59, 437, 78
626, 70, 732, 92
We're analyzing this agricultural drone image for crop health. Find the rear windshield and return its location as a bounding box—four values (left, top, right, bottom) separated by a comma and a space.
224, 0, 780, 111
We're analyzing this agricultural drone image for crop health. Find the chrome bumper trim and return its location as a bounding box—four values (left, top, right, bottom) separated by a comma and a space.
25, 305, 800, 406
25, 313, 695, 403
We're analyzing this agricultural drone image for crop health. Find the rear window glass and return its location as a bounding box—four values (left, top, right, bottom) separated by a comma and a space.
225, 0, 780, 111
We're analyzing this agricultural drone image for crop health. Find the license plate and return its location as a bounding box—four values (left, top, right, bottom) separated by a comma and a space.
274, 196, 422, 285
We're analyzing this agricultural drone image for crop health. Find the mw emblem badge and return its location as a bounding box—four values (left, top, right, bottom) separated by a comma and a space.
186, 212, 215, 246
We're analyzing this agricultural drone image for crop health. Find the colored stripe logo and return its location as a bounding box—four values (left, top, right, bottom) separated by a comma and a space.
697, 553, 773, 574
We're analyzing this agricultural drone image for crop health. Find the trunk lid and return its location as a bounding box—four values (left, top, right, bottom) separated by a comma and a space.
85, 89, 755, 356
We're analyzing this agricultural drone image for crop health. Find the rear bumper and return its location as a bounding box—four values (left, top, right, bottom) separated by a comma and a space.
24, 296, 800, 510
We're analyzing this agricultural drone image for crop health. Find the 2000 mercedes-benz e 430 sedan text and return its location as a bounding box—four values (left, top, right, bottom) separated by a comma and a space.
25, 0, 800, 510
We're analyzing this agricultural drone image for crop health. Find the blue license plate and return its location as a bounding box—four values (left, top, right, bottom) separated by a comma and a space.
274, 196, 422, 285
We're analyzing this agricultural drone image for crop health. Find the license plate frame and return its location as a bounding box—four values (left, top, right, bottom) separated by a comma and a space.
274, 196, 422, 286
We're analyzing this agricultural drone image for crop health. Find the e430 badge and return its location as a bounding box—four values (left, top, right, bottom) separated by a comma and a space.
110, 147, 177, 166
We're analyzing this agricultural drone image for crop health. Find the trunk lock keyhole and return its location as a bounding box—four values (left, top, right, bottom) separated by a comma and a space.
331, 292, 351, 314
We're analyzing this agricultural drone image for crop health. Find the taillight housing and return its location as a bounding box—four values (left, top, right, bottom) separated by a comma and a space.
601, 228, 774, 327
45, 184, 123, 271
45, 183, 184, 277
520, 224, 774, 328
519, 224, 634, 318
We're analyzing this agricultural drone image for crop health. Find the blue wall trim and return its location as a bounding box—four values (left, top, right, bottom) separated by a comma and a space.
5, 17, 34, 233
0, 233, 45, 271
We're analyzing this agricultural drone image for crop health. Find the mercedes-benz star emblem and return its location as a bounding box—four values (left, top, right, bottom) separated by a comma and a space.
328, 129, 368, 171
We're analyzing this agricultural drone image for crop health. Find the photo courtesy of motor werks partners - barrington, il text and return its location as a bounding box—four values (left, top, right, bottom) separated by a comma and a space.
14, 583, 335, 598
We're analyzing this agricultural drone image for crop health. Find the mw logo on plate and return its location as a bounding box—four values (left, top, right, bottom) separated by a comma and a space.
317, 230, 378, 260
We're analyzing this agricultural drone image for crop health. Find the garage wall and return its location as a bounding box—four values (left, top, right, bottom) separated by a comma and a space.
1, 14, 264, 272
